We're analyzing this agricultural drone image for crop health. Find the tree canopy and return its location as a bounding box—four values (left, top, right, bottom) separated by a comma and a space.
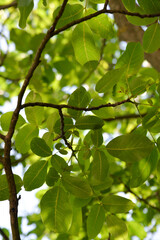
1, 0, 160, 239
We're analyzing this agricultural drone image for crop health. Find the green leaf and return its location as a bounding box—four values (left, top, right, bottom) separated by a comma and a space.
106, 215, 128, 240
0, 174, 23, 201
143, 23, 160, 53
0, 112, 25, 131
91, 129, 103, 147
90, 98, 114, 118
138, 0, 160, 14
87, 204, 105, 239
68, 206, 82, 236
42, 131, 54, 148
129, 76, 151, 96
40, 186, 72, 232
106, 133, 154, 162
86, 9, 114, 39
25, 91, 44, 126
72, 22, 100, 66
96, 68, 125, 93
75, 116, 104, 130
54, 117, 73, 135
53, 4, 83, 29
142, 108, 159, 129
68, 86, 91, 119
18, 0, 34, 28
51, 154, 68, 174
23, 160, 48, 191
116, 42, 144, 76
15, 124, 39, 154
46, 167, 59, 187
102, 195, 135, 213
90, 150, 109, 185
93, 177, 113, 191
122, 0, 136, 11
30, 137, 52, 157
130, 148, 158, 188
10, 29, 31, 52
62, 173, 93, 199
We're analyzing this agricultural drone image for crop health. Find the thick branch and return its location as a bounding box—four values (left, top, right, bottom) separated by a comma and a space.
3, 1, 69, 240
0, 1, 17, 10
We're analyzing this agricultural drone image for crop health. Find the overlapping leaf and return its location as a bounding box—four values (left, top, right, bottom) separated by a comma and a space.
75, 116, 104, 130
30, 137, 52, 157
40, 186, 72, 232
87, 204, 105, 238
107, 215, 128, 240
72, 22, 100, 66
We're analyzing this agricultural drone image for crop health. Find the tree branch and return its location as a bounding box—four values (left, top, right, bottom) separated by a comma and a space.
20, 98, 132, 111
3, 1, 69, 240
125, 185, 160, 212
0, 1, 17, 10
0, 133, 5, 140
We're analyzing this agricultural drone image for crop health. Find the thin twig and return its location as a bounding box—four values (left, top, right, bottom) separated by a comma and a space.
58, 108, 77, 159
104, 0, 109, 10
125, 185, 160, 212
103, 113, 146, 121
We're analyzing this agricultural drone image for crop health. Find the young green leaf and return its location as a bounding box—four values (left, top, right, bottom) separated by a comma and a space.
90, 150, 109, 185
18, 0, 34, 28
96, 68, 125, 94
0, 112, 25, 131
91, 129, 103, 147
46, 167, 59, 187
62, 173, 93, 199
15, 124, 39, 154
68, 206, 82, 236
90, 98, 114, 118
75, 116, 104, 130
40, 186, 72, 232
51, 154, 68, 174
116, 42, 144, 76
107, 215, 128, 240
25, 91, 44, 126
53, 4, 83, 29
130, 148, 158, 188
106, 133, 154, 162
24, 160, 48, 191
0, 174, 23, 201
68, 86, 91, 119
102, 195, 135, 213
30, 137, 52, 157
87, 204, 105, 239
72, 22, 100, 66
143, 23, 160, 53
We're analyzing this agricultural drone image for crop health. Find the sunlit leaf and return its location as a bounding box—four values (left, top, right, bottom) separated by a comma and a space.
102, 195, 135, 213
106, 133, 154, 162
107, 215, 128, 240
0, 174, 23, 201
62, 173, 93, 199
18, 0, 34, 28
40, 186, 72, 232
143, 23, 160, 53
75, 116, 104, 130
0, 112, 25, 131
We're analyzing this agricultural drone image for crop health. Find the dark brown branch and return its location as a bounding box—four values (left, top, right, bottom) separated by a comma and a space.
52, 9, 160, 38
3, 1, 69, 240
125, 185, 160, 212
104, 0, 109, 10
0, 1, 17, 10
103, 113, 146, 122
0, 133, 5, 140
21, 98, 132, 111
0, 228, 9, 240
